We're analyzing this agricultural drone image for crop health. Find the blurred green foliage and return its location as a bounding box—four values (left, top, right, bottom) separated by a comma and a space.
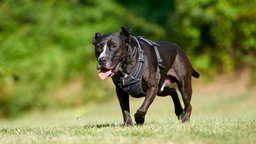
0, 0, 255, 118
174, 0, 256, 73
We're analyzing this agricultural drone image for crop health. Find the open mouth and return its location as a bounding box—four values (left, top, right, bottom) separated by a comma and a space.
98, 61, 121, 80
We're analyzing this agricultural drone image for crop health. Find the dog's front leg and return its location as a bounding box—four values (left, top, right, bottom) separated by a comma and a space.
134, 86, 157, 125
116, 87, 132, 126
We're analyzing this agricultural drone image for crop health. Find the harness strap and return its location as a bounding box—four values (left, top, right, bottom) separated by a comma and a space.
130, 36, 144, 78
111, 36, 146, 97
111, 36, 165, 98
137, 36, 165, 70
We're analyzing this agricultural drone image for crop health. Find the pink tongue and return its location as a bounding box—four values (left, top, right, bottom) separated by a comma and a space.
98, 70, 112, 80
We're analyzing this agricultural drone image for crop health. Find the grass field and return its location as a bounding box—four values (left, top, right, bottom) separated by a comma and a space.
1, 77, 256, 144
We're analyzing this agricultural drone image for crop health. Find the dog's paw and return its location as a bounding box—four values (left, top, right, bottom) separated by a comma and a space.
124, 118, 133, 126
134, 110, 145, 125
134, 113, 144, 125
177, 111, 185, 120
179, 111, 190, 123
123, 110, 133, 126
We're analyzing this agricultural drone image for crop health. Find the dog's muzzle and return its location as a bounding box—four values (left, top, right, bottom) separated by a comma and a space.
97, 60, 122, 80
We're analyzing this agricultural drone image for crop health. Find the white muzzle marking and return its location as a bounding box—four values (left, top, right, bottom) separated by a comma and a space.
99, 44, 107, 60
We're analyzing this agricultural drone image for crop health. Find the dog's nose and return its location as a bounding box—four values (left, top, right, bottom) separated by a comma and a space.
98, 57, 107, 65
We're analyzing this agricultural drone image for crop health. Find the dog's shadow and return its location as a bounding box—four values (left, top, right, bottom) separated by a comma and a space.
84, 123, 123, 129
83, 123, 146, 129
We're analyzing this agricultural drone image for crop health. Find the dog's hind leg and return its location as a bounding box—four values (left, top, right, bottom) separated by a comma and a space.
157, 87, 183, 119
177, 77, 192, 123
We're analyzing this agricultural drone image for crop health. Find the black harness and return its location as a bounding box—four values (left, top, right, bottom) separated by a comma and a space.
112, 36, 164, 98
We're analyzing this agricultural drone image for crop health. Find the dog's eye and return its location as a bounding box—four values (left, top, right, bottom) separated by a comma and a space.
111, 44, 118, 49
108, 41, 118, 50
96, 45, 102, 52
112, 45, 117, 48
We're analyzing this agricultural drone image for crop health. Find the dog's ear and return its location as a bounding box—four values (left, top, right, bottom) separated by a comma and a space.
92, 32, 102, 44
120, 26, 131, 40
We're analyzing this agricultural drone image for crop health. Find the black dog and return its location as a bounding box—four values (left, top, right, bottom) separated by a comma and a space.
92, 27, 200, 125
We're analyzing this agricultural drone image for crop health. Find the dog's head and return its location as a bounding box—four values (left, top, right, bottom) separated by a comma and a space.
92, 27, 131, 80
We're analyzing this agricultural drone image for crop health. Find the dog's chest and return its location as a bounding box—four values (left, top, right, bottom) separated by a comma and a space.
112, 71, 146, 98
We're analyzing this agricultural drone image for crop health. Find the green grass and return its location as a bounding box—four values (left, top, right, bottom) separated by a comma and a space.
1, 89, 256, 144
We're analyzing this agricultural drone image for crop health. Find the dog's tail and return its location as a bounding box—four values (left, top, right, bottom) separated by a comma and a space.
192, 68, 200, 78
